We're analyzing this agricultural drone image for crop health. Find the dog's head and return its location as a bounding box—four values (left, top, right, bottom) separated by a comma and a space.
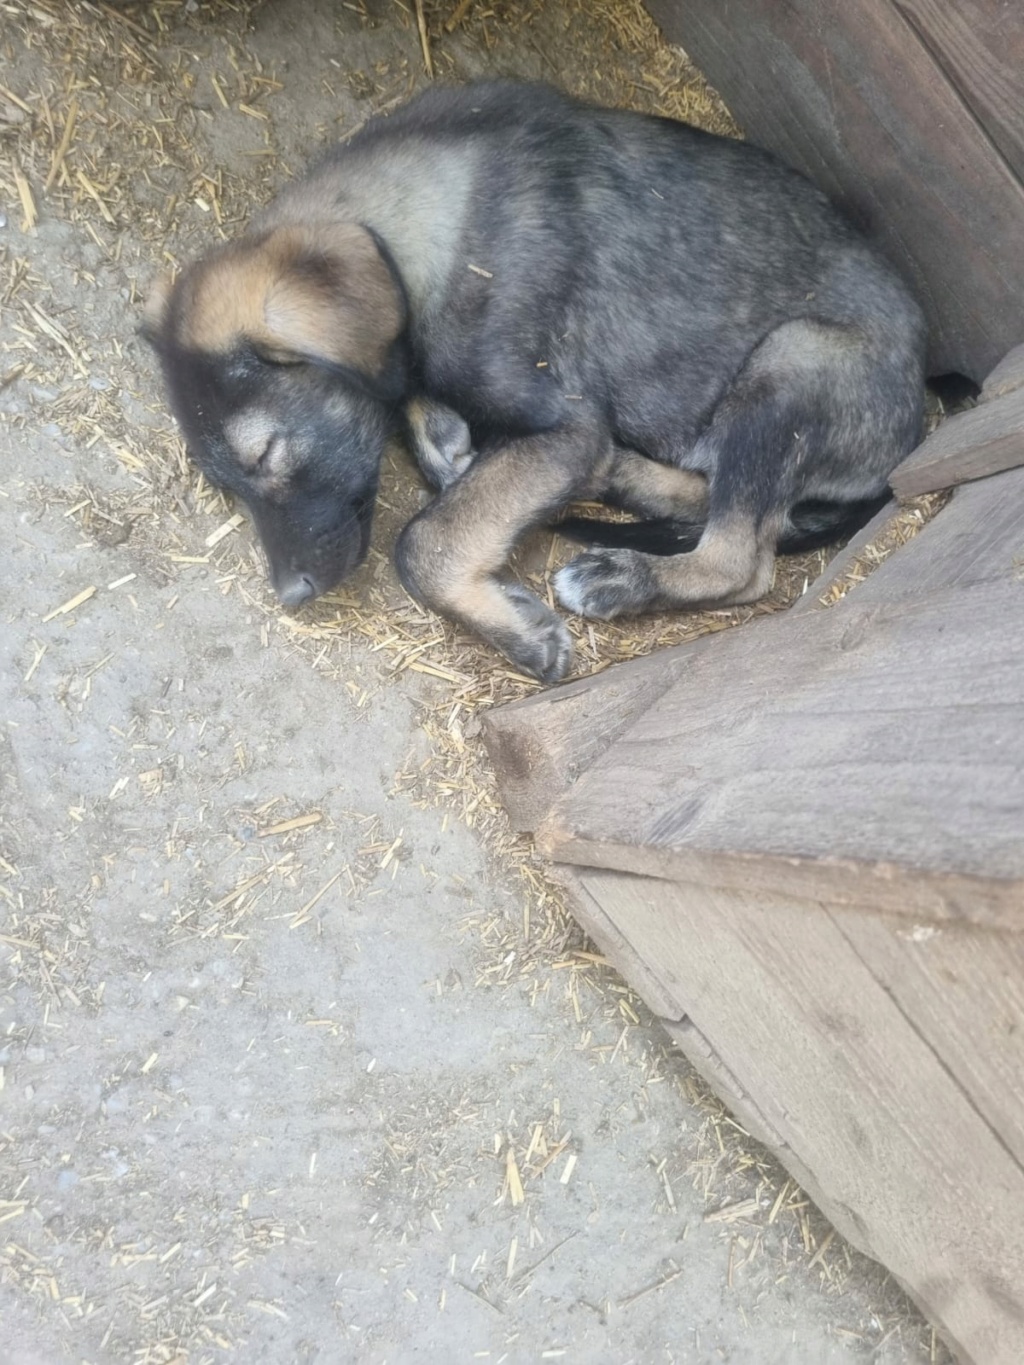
142, 222, 407, 606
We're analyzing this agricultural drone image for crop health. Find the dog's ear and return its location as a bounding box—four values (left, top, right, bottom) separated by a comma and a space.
139, 271, 175, 345
178, 224, 405, 378
261, 224, 405, 376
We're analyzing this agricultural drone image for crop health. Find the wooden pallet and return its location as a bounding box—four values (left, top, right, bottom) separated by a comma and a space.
483, 368, 1024, 1362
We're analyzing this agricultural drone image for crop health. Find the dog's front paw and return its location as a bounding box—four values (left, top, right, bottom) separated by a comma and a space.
554, 549, 657, 620
408, 400, 476, 490
494, 583, 574, 683
423, 445, 474, 491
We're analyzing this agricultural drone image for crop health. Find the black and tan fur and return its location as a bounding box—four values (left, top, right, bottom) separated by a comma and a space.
143, 81, 926, 682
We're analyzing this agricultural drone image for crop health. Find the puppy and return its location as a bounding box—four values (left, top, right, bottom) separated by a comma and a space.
143, 81, 925, 682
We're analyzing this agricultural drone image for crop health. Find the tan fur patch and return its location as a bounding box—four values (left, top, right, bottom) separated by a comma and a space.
649, 514, 765, 604
177, 223, 403, 374
142, 271, 175, 335
605, 450, 708, 518
401, 427, 602, 607
223, 410, 277, 469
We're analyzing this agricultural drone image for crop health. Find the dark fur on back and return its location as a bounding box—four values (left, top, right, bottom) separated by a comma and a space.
144, 81, 926, 679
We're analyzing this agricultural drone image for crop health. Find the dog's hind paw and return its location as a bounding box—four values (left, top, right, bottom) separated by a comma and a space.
493, 582, 574, 682
554, 549, 657, 620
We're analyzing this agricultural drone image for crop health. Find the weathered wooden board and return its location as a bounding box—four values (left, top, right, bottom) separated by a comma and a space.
489, 467, 1024, 838
856, 465, 1024, 603
833, 910, 1024, 1169
484, 503, 898, 834
569, 867, 1024, 1365
645, 0, 1024, 379
981, 343, 1024, 404
481, 626, 730, 832
574, 860, 1024, 1362
890, 385, 1024, 496
895, 0, 1024, 183
488, 474, 1024, 837
539, 580, 1024, 928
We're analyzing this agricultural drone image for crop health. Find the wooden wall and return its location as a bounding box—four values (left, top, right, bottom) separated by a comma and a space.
645, 0, 1024, 381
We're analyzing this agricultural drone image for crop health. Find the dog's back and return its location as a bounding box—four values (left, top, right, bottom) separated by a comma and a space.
270, 81, 923, 481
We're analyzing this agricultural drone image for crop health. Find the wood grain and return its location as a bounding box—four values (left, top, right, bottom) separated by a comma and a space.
539, 580, 1024, 928
982, 343, 1024, 404
646, 0, 1024, 379
894, 0, 1024, 182
488, 469, 1023, 842
833, 909, 1024, 1168
890, 384, 1024, 496
571, 867, 1024, 1364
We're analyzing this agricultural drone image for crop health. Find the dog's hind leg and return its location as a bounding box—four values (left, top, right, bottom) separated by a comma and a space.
396, 424, 607, 681
554, 509, 773, 619
554, 367, 785, 619
555, 318, 914, 619
600, 450, 708, 520
556, 448, 710, 554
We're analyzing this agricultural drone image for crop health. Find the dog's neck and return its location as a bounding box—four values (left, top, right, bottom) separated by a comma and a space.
261, 139, 478, 325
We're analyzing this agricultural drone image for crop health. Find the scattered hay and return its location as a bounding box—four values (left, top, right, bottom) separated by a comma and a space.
816, 492, 951, 607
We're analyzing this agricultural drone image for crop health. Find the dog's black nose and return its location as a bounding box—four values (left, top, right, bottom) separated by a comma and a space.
275, 573, 317, 608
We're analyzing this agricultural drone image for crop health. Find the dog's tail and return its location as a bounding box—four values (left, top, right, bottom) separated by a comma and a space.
555, 492, 892, 558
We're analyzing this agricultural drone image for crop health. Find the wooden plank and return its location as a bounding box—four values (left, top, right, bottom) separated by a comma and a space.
487, 420, 1023, 837
487, 509, 906, 831
982, 343, 1024, 403
486, 492, 913, 835
890, 384, 1024, 496
489, 469, 1023, 841
834, 910, 1024, 1168
645, 0, 1024, 379
487, 493, 892, 833
545, 864, 684, 1020
895, 0, 1024, 183
792, 498, 898, 613
854, 465, 1024, 603
570, 867, 1024, 1365
539, 580, 1024, 929
481, 630, 724, 832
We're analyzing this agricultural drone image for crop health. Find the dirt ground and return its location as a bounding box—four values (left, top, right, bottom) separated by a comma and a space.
1, 2, 945, 1362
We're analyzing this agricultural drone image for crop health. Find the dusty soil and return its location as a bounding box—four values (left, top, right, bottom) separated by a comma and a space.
0, 2, 943, 1362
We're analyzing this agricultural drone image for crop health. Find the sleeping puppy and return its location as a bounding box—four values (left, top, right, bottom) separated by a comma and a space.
142, 81, 925, 682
